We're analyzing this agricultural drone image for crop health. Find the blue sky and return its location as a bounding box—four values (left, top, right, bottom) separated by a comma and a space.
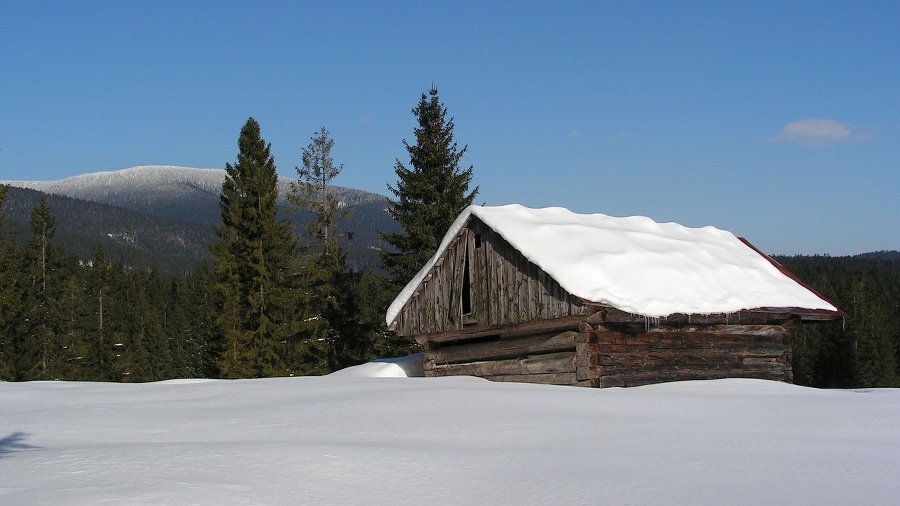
2, 1, 898, 255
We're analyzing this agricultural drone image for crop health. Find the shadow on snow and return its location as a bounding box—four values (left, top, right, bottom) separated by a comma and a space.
0, 432, 40, 457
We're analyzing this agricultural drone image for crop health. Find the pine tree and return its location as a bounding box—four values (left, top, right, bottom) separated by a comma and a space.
381, 87, 478, 288
212, 117, 298, 378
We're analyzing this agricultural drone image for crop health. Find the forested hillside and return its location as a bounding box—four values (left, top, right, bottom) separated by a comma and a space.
3, 186, 215, 272
1, 166, 399, 273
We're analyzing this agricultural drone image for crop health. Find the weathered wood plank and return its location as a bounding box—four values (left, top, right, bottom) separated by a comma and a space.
484, 372, 577, 385
594, 327, 788, 346
426, 331, 578, 365
576, 365, 600, 381
516, 256, 529, 323
595, 347, 789, 368
413, 314, 596, 346
575, 342, 599, 367
429, 351, 575, 377
448, 235, 465, 327
487, 230, 500, 326
474, 230, 487, 324
464, 229, 476, 323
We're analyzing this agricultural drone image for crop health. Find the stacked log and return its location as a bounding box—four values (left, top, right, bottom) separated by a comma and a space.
424, 330, 583, 385
578, 323, 793, 387
420, 311, 796, 388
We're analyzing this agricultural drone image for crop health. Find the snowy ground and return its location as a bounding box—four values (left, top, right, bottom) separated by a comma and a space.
2, 356, 898, 506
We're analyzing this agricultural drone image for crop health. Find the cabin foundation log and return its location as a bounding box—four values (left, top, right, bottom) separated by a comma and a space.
484, 373, 577, 385
425, 331, 583, 365
428, 351, 575, 378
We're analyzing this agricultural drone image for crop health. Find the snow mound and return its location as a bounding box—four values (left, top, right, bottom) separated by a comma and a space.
328, 353, 425, 378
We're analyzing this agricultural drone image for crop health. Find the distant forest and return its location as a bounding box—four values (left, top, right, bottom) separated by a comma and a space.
0, 194, 411, 383
775, 253, 900, 388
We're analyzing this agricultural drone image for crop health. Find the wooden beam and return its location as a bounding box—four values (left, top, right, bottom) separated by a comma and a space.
484, 372, 577, 385
426, 331, 578, 365
428, 351, 575, 377
414, 311, 600, 347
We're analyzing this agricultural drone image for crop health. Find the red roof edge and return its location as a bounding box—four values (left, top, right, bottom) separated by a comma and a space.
738, 237, 847, 319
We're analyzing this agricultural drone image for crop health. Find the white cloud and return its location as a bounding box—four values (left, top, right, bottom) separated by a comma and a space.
772, 118, 865, 146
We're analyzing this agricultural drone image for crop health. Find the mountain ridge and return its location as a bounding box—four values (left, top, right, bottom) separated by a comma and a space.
3, 165, 388, 225
2, 166, 398, 272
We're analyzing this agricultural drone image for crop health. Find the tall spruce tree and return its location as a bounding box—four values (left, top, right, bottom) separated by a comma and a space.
381, 87, 478, 287
212, 117, 298, 378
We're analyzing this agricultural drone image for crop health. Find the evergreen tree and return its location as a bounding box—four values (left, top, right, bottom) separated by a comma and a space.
381, 86, 478, 288
57, 269, 91, 380
212, 117, 298, 378
290, 127, 351, 372
16, 197, 65, 379
183, 264, 219, 377
82, 248, 114, 380
293, 127, 347, 260
0, 186, 23, 380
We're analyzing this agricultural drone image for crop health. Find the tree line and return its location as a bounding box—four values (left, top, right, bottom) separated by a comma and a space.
0, 87, 471, 381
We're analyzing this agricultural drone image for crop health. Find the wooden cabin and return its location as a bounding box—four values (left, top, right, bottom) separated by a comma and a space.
386, 205, 843, 387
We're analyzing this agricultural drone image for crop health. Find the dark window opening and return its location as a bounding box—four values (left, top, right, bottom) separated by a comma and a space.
462, 248, 472, 316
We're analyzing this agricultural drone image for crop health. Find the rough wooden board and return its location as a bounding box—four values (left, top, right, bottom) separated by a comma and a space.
426, 331, 577, 365
484, 372, 577, 385
428, 351, 575, 377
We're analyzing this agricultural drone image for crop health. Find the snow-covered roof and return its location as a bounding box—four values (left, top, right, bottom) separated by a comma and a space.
386, 204, 839, 325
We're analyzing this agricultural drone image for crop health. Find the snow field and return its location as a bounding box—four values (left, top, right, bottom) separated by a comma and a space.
1, 359, 897, 506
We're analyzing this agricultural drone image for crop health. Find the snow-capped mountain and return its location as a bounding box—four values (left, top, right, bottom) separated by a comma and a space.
1, 166, 397, 272
3, 165, 388, 226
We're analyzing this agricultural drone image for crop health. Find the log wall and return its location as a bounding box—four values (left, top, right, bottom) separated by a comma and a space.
424, 329, 583, 386
421, 313, 796, 388
575, 323, 794, 387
